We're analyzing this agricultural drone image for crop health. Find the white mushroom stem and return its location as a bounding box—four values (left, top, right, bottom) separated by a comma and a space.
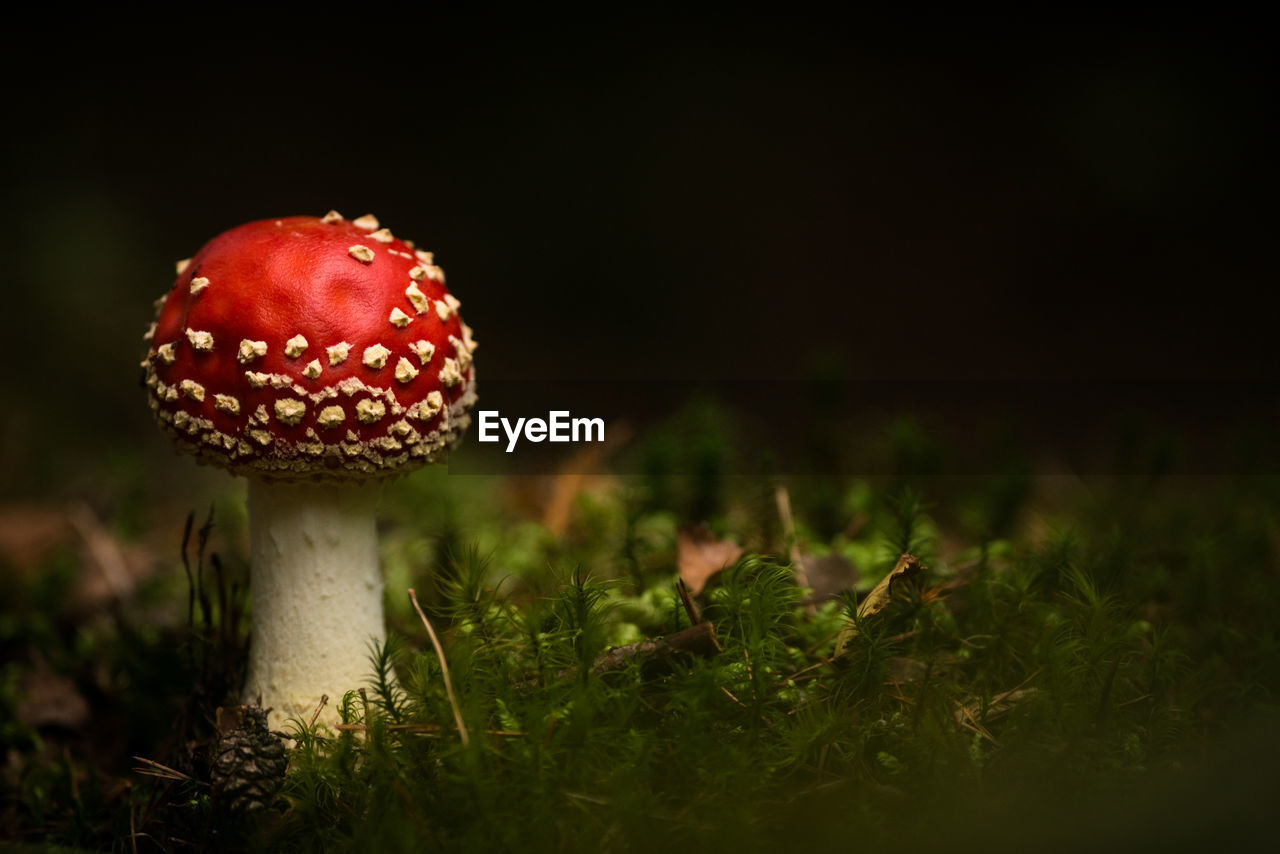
242, 478, 387, 730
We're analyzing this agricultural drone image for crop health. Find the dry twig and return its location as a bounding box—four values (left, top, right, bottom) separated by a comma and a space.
334, 722, 523, 738
308, 694, 329, 730
588, 621, 721, 677
132, 756, 197, 784
774, 484, 806, 586
408, 587, 470, 746
676, 578, 702, 625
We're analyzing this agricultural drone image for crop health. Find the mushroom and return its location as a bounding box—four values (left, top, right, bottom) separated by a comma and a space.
141, 212, 478, 728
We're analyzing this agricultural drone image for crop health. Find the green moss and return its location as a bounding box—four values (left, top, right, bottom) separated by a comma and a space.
3, 461, 1278, 851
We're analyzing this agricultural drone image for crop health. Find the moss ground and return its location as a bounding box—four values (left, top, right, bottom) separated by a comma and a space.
2, 415, 1278, 852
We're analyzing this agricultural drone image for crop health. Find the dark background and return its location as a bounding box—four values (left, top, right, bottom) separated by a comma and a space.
2, 12, 1275, 495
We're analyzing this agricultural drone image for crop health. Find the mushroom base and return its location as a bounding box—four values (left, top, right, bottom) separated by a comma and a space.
243, 478, 387, 730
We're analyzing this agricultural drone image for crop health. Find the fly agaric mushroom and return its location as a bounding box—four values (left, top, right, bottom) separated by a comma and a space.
141, 212, 477, 728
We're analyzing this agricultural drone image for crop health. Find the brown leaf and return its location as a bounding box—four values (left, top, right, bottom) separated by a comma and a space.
858, 553, 923, 620
834, 553, 924, 657
17, 658, 89, 730
797, 551, 859, 604
0, 502, 161, 615
677, 525, 744, 595
0, 504, 72, 576
66, 502, 140, 610
542, 473, 616, 538
541, 422, 633, 537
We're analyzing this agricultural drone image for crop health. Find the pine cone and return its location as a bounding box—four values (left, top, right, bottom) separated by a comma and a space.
211, 704, 287, 812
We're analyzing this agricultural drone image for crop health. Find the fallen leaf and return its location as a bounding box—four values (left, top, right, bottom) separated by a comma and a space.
544, 421, 633, 536
775, 483, 860, 609
67, 502, 136, 607
858, 553, 923, 620
66, 502, 163, 616
0, 502, 161, 615
17, 657, 89, 730
834, 553, 924, 657
0, 504, 73, 576
677, 525, 744, 595
543, 472, 597, 538
797, 551, 859, 604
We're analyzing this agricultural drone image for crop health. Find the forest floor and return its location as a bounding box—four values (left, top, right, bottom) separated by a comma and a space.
2, 406, 1278, 852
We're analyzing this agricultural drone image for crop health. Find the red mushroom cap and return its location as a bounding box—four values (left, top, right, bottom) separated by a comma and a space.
141, 212, 477, 479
